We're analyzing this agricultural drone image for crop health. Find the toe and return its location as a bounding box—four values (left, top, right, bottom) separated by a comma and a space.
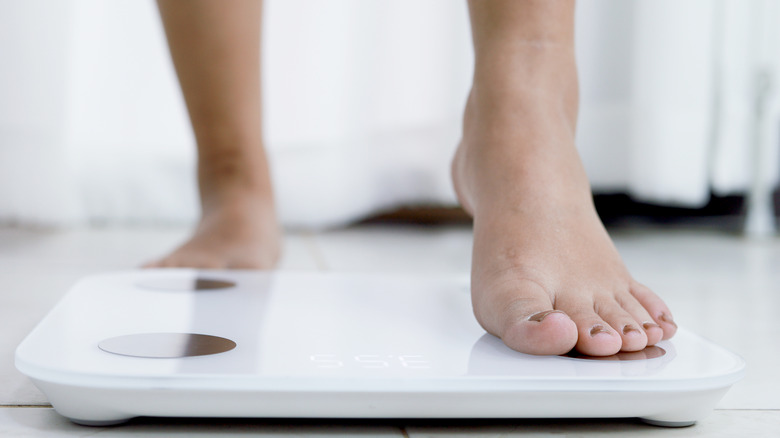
576, 320, 622, 357
597, 300, 648, 352
613, 291, 664, 346
564, 295, 622, 356
619, 323, 647, 352
475, 279, 578, 356
630, 282, 677, 340
502, 308, 578, 356
641, 321, 664, 346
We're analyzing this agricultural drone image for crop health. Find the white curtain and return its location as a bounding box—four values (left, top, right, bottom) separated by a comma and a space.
0, 0, 778, 228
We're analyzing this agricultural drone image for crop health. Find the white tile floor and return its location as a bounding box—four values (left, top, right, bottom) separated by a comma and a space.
1, 223, 779, 436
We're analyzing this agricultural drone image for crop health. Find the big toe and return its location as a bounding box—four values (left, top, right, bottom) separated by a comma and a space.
502, 309, 578, 355
475, 279, 578, 356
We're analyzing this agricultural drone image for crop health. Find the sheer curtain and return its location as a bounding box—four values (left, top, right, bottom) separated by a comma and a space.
0, 0, 777, 229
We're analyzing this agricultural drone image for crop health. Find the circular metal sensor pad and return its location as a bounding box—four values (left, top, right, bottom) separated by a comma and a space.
99, 333, 237, 358
136, 277, 236, 291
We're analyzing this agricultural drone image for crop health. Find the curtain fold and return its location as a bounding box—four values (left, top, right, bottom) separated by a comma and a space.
627, 0, 715, 206
0, 0, 777, 227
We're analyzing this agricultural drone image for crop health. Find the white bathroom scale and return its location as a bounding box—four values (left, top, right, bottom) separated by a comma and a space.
16, 270, 744, 427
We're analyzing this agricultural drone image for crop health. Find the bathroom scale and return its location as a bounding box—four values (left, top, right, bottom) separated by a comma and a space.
16, 270, 744, 427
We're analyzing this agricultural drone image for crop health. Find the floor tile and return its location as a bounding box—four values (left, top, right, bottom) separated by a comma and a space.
3, 408, 777, 437
311, 224, 472, 273
0, 407, 405, 436
405, 409, 780, 437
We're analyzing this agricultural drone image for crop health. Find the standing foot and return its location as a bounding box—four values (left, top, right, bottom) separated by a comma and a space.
453, 53, 676, 356
144, 148, 281, 270
143, 193, 280, 270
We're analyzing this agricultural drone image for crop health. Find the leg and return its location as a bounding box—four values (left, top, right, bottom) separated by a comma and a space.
147, 0, 280, 269
454, 0, 676, 356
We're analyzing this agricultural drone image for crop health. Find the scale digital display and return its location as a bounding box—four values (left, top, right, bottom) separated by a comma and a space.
309, 354, 432, 369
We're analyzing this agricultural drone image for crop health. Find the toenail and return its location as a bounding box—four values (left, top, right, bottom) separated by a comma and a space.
527, 310, 565, 322
642, 321, 660, 331
659, 313, 677, 328
590, 324, 610, 336
622, 325, 640, 335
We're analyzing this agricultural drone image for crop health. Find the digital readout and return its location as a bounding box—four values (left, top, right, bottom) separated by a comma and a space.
310, 354, 431, 369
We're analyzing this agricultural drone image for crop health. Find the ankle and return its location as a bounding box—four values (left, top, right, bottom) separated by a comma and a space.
197, 192, 280, 245
472, 39, 576, 87
197, 142, 273, 198
470, 46, 578, 125
455, 91, 588, 215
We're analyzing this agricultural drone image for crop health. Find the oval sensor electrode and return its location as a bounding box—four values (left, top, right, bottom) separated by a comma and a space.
99, 333, 237, 358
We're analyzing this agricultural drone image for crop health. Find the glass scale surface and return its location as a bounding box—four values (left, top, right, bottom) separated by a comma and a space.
15, 270, 744, 427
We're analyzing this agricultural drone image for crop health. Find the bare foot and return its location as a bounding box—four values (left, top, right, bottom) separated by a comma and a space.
143, 194, 280, 270
144, 149, 281, 270
153, 0, 277, 270
452, 62, 676, 357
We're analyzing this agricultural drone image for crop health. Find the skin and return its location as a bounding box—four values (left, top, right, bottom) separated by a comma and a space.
150, 0, 280, 269
149, 0, 677, 356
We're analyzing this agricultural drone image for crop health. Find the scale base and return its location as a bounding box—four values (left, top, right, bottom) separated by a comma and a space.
36, 378, 726, 428
16, 271, 745, 428
71, 419, 698, 429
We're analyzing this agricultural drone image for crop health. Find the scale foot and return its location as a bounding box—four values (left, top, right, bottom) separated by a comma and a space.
69, 417, 132, 427
640, 418, 697, 428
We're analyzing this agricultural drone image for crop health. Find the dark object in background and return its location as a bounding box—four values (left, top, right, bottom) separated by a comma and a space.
593, 193, 745, 227
360, 189, 780, 231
